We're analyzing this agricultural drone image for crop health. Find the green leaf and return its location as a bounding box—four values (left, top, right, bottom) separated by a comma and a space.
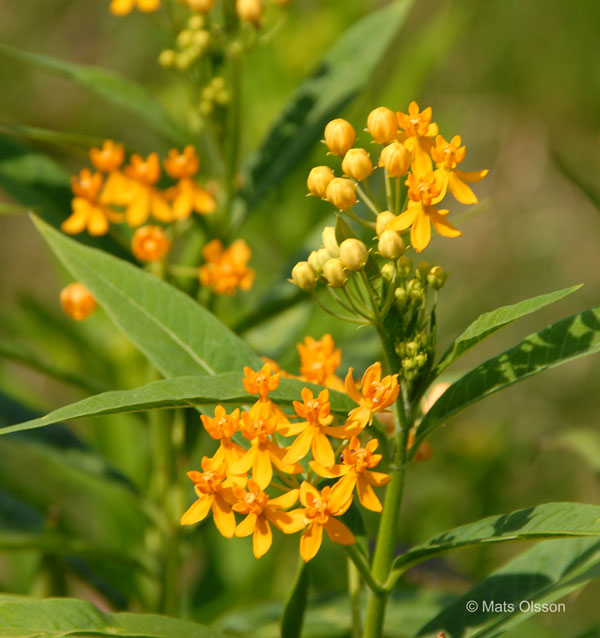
393, 503, 600, 573
280, 561, 310, 638
417, 537, 600, 638
0, 123, 105, 156
0, 595, 225, 638
0, 43, 189, 146
33, 216, 262, 378
435, 285, 582, 375
411, 305, 600, 455
2, 375, 355, 436
242, 0, 415, 207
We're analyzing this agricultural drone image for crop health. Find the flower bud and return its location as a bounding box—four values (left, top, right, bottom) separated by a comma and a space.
379, 141, 411, 177
236, 0, 263, 25
307, 166, 334, 198
177, 29, 194, 48
395, 286, 407, 309
381, 262, 396, 281
321, 226, 339, 257
60, 283, 96, 321
132, 225, 171, 262
291, 261, 317, 291
338, 238, 368, 272
325, 177, 357, 211
308, 250, 322, 274
323, 258, 348, 288
378, 230, 405, 259
375, 210, 396, 236
187, 14, 205, 29
186, 0, 216, 10
192, 30, 211, 50
406, 278, 424, 301
341, 148, 373, 181
324, 119, 356, 156
397, 256, 413, 278
416, 260, 431, 280
158, 49, 176, 68
427, 265, 448, 290
367, 106, 398, 144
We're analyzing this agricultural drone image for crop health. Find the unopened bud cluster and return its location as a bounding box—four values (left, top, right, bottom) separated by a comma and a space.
159, 14, 212, 71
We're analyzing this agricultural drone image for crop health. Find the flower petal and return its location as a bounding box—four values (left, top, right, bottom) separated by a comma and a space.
267, 508, 306, 534
300, 521, 324, 562
211, 495, 236, 538
311, 430, 335, 467
180, 495, 212, 526
269, 489, 299, 510
387, 207, 417, 232
456, 169, 489, 183
252, 517, 273, 559
447, 172, 478, 204
299, 481, 319, 507
324, 517, 355, 546
235, 512, 257, 538
282, 428, 313, 466
357, 477, 383, 512
429, 208, 462, 238
410, 207, 431, 253
253, 448, 273, 490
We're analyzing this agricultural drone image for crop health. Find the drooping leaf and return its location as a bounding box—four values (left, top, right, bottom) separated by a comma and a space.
241, 0, 415, 207
0, 123, 104, 156
33, 216, 262, 378
434, 285, 582, 375
393, 502, 600, 573
0, 44, 189, 146
411, 305, 600, 455
280, 561, 310, 638
0, 595, 225, 638
418, 537, 600, 637
2, 375, 356, 436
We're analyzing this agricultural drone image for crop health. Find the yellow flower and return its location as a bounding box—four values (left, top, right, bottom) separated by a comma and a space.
200, 406, 246, 472
121, 153, 172, 226
281, 388, 343, 467
233, 481, 304, 558
180, 457, 243, 538
310, 437, 390, 512
60, 282, 97, 321
198, 239, 255, 295
90, 140, 125, 173
431, 135, 488, 205
244, 363, 290, 427
110, 0, 160, 16
297, 334, 342, 389
344, 362, 399, 429
396, 101, 439, 174
131, 225, 171, 262
163, 146, 216, 219
62, 169, 123, 236
292, 482, 355, 562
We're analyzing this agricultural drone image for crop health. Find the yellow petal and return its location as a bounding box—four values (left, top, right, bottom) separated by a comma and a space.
299, 481, 319, 507
61, 200, 89, 235
357, 477, 382, 513
332, 473, 357, 508
267, 508, 306, 534
137, 0, 160, 11
253, 516, 273, 559
211, 495, 235, 538
387, 207, 417, 232
308, 461, 344, 479
269, 489, 299, 510
110, 0, 135, 15
456, 169, 489, 183
194, 187, 216, 214
235, 512, 257, 538
253, 448, 273, 490
344, 369, 362, 404
300, 521, 323, 562
88, 206, 110, 236
324, 517, 355, 546
429, 208, 462, 238
311, 430, 335, 467
180, 495, 212, 525
448, 172, 478, 204
172, 192, 193, 220
410, 207, 431, 253
126, 190, 150, 226
151, 193, 172, 222
229, 447, 255, 476
365, 470, 391, 488
282, 428, 313, 466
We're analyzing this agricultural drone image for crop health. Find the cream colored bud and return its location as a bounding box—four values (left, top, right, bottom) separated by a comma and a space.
342, 148, 373, 182
367, 106, 398, 144
324, 118, 356, 156
192, 30, 211, 50
378, 230, 405, 259
381, 262, 396, 281
321, 226, 339, 257
307, 166, 334, 198
236, 0, 263, 25
416, 260, 431, 280
323, 258, 348, 288
427, 265, 448, 289
158, 49, 176, 68
291, 261, 317, 291
177, 29, 194, 48
375, 210, 396, 236
187, 14, 205, 30
397, 256, 413, 278
325, 177, 357, 211
308, 250, 322, 274
315, 247, 331, 268
379, 141, 411, 177
339, 238, 368, 271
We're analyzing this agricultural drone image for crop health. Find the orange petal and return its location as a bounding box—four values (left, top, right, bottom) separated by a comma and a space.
311, 430, 335, 467
344, 369, 362, 404
300, 521, 323, 562
269, 488, 299, 510
456, 169, 489, 183
235, 512, 257, 538
308, 461, 345, 479
357, 477, 383, 512
211, 495, 236, 538
253, 448, 273, 490
447, 172, 478, 204
126, 189, 150, 226
387, 207, 417, 232
253, 517, 273, 559
365, 470, 391, 488
267, 508, 306, 534
299, 481, 320, 507
429, 208, 462, 238
151, 193, 172, 222
282, 428, 313, 466
180, 495, 212, 525
324, 517, 355, 546
410, 207, 431, 253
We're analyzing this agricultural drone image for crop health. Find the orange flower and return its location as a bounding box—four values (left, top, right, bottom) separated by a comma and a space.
201, 406, 246, 472
244, 363, 290, 427
229, 412, 301, 489
164, 146, 216, 219
131, 225, 171, 262
60, 282, 97, 321
386, 171, 461, 253
292, 482, 355, 562
431, 135, 488, 205
396, 101, 439, 173
344, 362, 399, 429
298, 334, 343, 390
62, 169, 123, 236
233, 481, 304, 558
281, 388, 348, 467
310, 437, 390, 512
180, 457, 243, 538
90, 140, 132, 206
110, 0, 160, 16
120, 153, 172, 226
198, 239, 255, 295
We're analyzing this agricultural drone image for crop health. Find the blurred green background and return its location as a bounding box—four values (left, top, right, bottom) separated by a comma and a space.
0, 0, 599, 636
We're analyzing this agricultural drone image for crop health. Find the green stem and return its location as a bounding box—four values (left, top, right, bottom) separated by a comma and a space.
344, 208, 376, 230
384, 169, 394, 212
345, 544, 384, 596
355, 183, 381, 216
348, 558, 363, 638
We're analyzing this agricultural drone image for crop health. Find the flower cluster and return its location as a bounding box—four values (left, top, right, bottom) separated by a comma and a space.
199, 239, 255, 295
110, 0, 160, 16
181, 361, 398, 561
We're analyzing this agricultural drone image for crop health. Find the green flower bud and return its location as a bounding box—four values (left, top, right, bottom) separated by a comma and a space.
427, 265, 448, 290
323, 258, 348, 288
187, 15, 205, 30
291, 261, 318, 291
381, 262, 396, 281
406, 278, 424, 301
394, 286, 407, 309
338, 238, 368, 272
416, 260, 431, 281
214, 90, 230, 106
199, 100, 214, 116
177, 29, 194, 48
158, 49, 176, 68
192, 30, 211, 50
397, 256, 413, 278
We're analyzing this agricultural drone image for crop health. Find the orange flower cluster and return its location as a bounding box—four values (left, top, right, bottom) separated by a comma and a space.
62, 141, 215, 237
181, 361, 398, 561
199, 239, 255, 295
110, 0, 160, 16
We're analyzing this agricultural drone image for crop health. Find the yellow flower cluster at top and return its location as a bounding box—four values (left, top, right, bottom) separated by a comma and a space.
181, 359, 398, 561
110, 0, 160, 16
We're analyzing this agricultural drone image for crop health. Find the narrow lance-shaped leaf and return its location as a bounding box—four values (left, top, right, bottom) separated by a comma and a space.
1, 375, 356, 436
0, 43, 189, 146
434, 285, 582, 375
418, 537, 600, 638
0, 595, 225, 638
33, 216, 263, 378
411, 305, 600, 455
242, 0, 415, 207
393, 503, 600, 574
